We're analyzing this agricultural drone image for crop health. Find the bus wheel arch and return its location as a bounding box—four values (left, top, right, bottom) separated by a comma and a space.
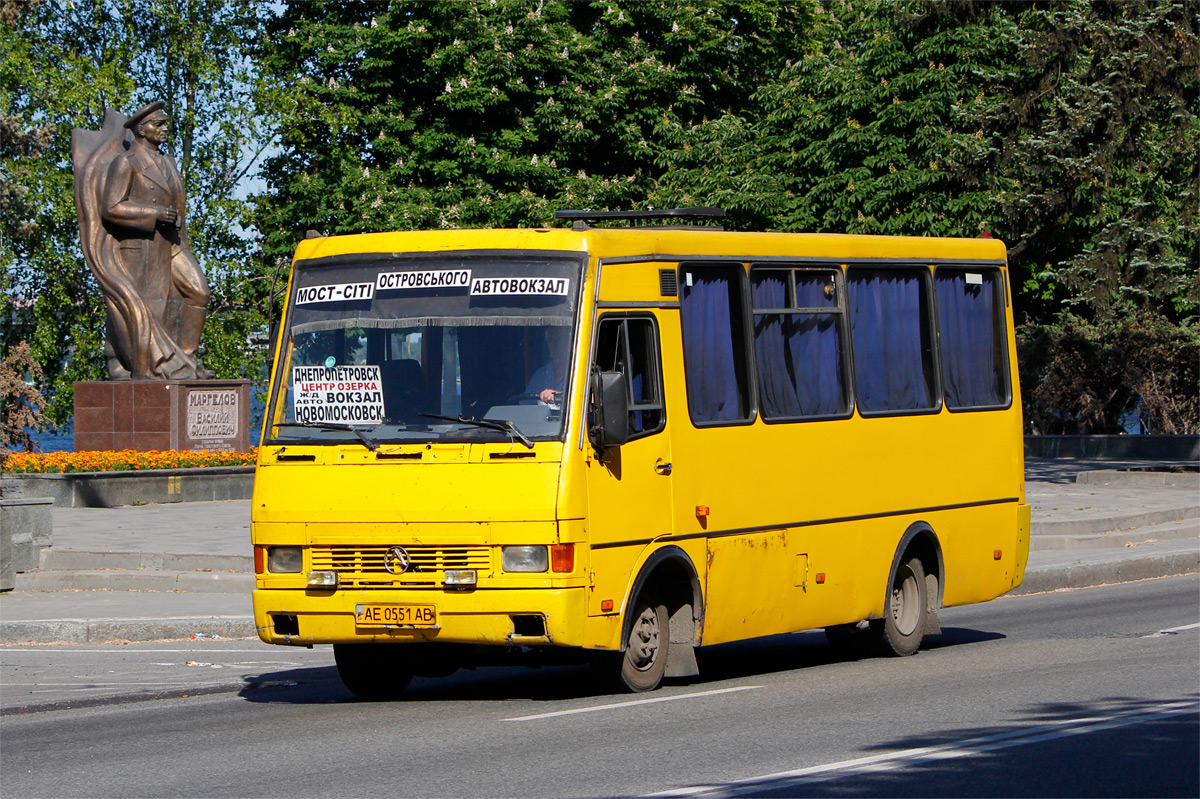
619, 546, 703, 689
880, 523, 944, 655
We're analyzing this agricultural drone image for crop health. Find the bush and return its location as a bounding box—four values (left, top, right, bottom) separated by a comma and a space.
0, 341, 48, 461
1018, 315, 1199, 435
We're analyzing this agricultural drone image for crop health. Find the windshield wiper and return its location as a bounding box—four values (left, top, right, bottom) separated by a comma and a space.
418, 413, 534, 449
274, 421, 380, 451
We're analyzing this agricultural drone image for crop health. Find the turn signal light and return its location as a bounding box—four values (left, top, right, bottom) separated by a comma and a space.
254, 546, 266, 574
696, 505, 710, 518
601, 599, 614, 612
815, 573, 826, 584
994, 550, 1003, 560
551, 544, 574, 573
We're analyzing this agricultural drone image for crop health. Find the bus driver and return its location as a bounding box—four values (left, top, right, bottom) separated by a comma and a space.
525, 326, 572, 408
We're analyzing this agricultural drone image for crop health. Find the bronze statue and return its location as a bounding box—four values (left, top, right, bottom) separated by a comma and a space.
72, 102, 212, 380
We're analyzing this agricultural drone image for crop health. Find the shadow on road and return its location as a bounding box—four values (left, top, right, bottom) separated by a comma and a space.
638, 694, 1200, 798
236, 625, 1007, 705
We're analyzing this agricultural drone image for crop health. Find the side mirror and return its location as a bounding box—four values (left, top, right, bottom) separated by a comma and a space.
589, 370, 630, 452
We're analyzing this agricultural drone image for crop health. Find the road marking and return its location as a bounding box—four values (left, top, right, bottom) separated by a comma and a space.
505, 685, 762, 722
1141, 622, 1200, 638
648, 700, 1199, 798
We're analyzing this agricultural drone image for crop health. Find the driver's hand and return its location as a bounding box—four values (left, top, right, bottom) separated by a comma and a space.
538, 388, 559, 404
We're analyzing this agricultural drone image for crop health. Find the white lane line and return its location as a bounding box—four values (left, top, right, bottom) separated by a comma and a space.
505, 685, 762, 722
1141, 622, 1200, 638
648, 700, 1199, 798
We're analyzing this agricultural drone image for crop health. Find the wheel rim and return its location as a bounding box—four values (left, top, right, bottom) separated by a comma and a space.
628, 606, 662, 671
891, 566, 920, 636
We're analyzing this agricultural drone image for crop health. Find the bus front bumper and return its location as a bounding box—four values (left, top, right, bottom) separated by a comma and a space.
253, 586, 587, 648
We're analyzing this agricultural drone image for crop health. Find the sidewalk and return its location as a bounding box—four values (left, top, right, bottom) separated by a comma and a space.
1, 458, 1196, 644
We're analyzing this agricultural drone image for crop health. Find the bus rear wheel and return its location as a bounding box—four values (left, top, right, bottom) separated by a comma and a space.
333, 643, 414, 699
620, 597, 670, 692
880, 556, 927, 656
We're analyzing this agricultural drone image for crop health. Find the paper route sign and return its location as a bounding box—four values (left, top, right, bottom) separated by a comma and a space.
292, 365, 385, 425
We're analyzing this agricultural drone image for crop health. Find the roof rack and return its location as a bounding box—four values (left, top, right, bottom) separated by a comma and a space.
554, 207, 726, 231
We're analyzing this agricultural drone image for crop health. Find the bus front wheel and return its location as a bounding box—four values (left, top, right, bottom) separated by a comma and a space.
333, 643, 414, 700
880, 556, 927, 656
620, 597, 670, 692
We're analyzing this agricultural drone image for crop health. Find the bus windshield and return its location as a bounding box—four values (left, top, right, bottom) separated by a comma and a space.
266, 255, 583, 446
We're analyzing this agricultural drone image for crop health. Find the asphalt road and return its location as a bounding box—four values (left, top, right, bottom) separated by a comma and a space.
2, 575, 1197, 798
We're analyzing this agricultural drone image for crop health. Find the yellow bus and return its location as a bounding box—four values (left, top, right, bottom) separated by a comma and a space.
252, 208, 1029, 697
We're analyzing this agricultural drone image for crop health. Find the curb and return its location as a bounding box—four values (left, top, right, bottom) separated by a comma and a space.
4, 467, 254, 508
1030, 518, 1200, 551
1031, 506, 1199, 537
0, 616, 256, 645
14, 570, 253, 593
1076, 469, 1199, 488
39, 550, 253, 572
1013, 551, 1200, 595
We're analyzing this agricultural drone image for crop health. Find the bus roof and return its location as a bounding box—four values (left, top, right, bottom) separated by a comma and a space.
291, 226, 1008, 265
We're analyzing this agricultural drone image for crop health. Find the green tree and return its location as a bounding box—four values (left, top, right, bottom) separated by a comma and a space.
252, 0, 809, 265
973, 0, 1198, 324
653, 0, 1197, 432
653, 1, 1019, 236
0, 0, 272, 428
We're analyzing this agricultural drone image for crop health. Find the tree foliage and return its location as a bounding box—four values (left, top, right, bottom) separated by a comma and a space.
253, 0, 808, 265
0, 0, 272, 426
2, 0, 1196, 437
653, 0, 1197, 431
654, 0, 1017, 237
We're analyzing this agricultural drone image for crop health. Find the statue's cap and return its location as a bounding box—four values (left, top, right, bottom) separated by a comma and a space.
124, 101, 166, 129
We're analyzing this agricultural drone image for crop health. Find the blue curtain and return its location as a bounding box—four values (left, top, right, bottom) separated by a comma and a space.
848, 269, 935, 413
752, 271, 846, 418
680, 269, 748, 422
936, 271, 1007, 408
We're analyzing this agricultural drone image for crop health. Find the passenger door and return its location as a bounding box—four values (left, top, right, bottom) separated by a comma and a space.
584, 313, 674, 617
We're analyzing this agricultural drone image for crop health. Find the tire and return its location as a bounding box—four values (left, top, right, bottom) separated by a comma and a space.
333, 643, 414, 700
880, 556, 927, 657
619, 597, 670, 692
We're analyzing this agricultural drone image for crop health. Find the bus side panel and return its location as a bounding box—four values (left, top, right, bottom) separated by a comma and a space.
702, 530, 798, 645
930, 503, 1023, 607
586, 545, 644, 618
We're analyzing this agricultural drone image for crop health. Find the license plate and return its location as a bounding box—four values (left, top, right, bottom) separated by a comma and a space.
355, 604, 437, 627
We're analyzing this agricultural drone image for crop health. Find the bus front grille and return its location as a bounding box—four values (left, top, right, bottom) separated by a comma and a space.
310, 545, 492, 588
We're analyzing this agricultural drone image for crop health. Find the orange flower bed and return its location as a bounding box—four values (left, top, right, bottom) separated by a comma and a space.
2, 448, 258, 474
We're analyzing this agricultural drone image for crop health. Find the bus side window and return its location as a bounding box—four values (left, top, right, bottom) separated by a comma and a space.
846, 267, 938, 414
935, 269, 1011, 410
595, 316, 665, 439
679, 265, 752, 425
751, 267, 850, 420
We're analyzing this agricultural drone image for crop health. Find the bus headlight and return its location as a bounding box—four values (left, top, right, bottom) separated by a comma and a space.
502, 545, 548, 573
268, 546, 303, 573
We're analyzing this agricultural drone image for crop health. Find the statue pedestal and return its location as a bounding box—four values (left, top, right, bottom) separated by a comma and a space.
73, 380, 252, 452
